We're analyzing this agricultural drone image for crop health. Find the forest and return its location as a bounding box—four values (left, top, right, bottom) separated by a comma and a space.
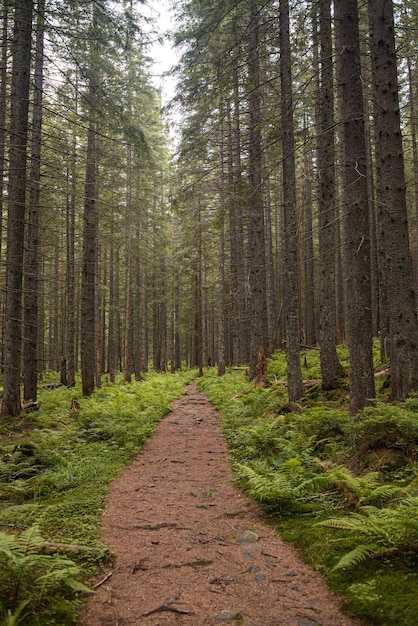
1, 0, 418, 623
1, 0, 418, 413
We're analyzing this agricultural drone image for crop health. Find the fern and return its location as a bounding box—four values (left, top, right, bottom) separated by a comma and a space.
321, 497, 418, 570
332, 544, 377, 571
236, 463, 298, 510
321, 466, 404, 507
0, 525, 90, 619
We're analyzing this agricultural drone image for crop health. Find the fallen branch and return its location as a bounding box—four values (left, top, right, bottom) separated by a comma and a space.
272, 379, 321, 388
375, 368, 390, 377
21, 400, 40, 412
137, 593, 192, 617
94, 572, 112, 589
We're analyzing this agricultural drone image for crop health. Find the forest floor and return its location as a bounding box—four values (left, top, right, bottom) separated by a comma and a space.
80, 382, 367, 626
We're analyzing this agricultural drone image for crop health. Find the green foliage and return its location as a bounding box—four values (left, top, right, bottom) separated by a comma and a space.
0, 371, 191, 624
235, 459, 308, 512
196, 360, 418, 624
0, 525, 90, 624
354, 404, 418, 455
322, 497, 418, 569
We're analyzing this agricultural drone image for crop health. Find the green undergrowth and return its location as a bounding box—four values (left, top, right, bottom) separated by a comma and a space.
0, 370, 194, 625
196, 349, 418, 625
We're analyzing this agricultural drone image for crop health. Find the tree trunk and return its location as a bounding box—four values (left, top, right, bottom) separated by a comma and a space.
124, 143, 134, 383
302, 127, 316, 347
229, 74, 247, 365
279, 0, 304, 401
107, 242, 117, 383
23, 0, 45, 403
0, 1, 9, 276
81, 121, 98, 396
1, 0, 33, 417
316, 0, 340, 389
218, 120, 226, 376
334, 0, 375, 414
81, 2, 101, 397
368, 0, 418, 400
407, 56, 418, 290
139, 255, 148, 374
247, 0, 267, 380
65, 74, 78, 389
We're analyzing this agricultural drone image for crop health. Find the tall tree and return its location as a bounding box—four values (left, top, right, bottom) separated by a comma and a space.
0, 0, 9, 274
247, 0, 267, 380
280, 0, 304, 401
1, 0, 33, 417
23, 0, 45, 403
81, 1, 100, 396
334, 0, 375, 413
316, 0, 340, 389
368, 0, 418, 400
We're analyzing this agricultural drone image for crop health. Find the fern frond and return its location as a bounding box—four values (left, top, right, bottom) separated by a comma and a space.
360, 484, 406, 505
236, 463, 297, 509
278, 458, 303, 473
332, 544, 377, 570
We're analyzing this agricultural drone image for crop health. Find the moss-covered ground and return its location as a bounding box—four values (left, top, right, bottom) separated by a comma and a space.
0, 370, 195, 625
196, 346, 418, 626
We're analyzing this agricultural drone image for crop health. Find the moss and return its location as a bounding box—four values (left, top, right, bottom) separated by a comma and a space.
0, 370, 193, 624
276, 512, 418, 625
197, 353, 418, 625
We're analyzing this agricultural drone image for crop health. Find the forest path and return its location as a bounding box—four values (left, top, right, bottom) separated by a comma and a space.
80, 382, 364, 626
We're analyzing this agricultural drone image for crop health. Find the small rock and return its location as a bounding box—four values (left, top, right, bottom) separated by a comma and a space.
298, 618, 321, 626
236, 530, 259, 544
215, 610, 243, 622
255, 573, 266, 583
249, 565, 261, 573
284, 570, 298, 577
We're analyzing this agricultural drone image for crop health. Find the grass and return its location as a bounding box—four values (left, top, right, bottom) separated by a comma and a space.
0, 369, 195, 625
196, 347, 418, 626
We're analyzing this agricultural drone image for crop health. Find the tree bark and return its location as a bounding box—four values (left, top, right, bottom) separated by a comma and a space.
247, 0, 267, 380
334, 0, 375, 414
65, 146, 77, 388
279, 0, 304, 401
81, 121, 99, 396
302, 128, 316, 348
0, 1, 9, 279
23, 0, 45, 403
218, 120, 226, 376
1, 0, 33, 417
316, 0, 340, 389
368, 0, 418, 400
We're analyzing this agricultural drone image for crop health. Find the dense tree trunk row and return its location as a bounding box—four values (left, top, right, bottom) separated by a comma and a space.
171, 0, 418, 412
0, 0, 418, 415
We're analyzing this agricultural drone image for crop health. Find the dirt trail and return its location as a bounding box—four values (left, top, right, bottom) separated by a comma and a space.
80, 382, 364, 626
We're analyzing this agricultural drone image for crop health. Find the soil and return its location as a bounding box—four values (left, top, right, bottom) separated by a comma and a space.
80, 382, 365, 626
